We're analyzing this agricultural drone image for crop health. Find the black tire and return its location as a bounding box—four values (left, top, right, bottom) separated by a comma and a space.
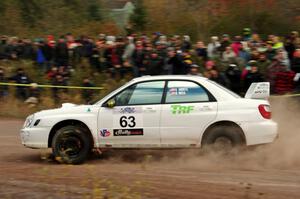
52, 125, 91, 164
201, 125, 245, 153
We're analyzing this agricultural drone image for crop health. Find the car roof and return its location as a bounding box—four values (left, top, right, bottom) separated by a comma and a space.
131, 75, 208, 83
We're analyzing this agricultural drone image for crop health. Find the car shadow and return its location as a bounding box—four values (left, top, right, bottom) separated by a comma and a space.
12, 147, 253, 165
14, 148, 243, 165
88, 149, 196, 163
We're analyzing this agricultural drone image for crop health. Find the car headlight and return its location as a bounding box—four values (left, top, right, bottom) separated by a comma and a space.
24, 114, 34, 128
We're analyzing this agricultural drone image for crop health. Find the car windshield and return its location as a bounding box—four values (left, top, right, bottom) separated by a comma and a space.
93, 81, 133, 105
207, 79, 241, 98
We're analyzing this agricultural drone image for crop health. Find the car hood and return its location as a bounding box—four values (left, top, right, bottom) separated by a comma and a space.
34, 103, 97, 118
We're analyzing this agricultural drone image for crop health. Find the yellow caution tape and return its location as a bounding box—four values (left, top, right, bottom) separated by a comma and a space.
0, 82, 104, 90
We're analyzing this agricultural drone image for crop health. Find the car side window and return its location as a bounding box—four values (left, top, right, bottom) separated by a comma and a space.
165, 81, 209, 103
114, 81, 165, 106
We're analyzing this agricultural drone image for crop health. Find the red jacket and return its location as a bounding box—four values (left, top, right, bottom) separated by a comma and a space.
274, 71, 295, 94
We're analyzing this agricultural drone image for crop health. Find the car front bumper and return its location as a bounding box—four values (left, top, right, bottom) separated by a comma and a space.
20, 127, 50, 149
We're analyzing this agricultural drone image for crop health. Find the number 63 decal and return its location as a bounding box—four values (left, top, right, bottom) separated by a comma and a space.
120, 116, 136, 128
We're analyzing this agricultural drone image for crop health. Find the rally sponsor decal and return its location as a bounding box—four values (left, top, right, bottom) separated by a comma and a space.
113, 106, 143, 128
171, 105, 194, 114
100, 129, 111, 137
169, 88, 178, 96
119, 116, 136, 128
169, 88, 189, 96
120, 107, 135, 114
113, 129, 144, 136
113, 107, 142, 114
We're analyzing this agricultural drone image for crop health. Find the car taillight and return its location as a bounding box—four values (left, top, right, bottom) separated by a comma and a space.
258, 104, 271, 119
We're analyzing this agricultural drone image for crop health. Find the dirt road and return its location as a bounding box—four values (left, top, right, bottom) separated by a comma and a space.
1, 98, 300, 199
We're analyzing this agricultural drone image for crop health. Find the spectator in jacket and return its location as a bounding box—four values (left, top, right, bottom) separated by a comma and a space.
207, 36, 221, 59
9, 68, 31, 100
257, 53, 271, 78
5, 37, 20, 60
52, 74, 67, 103
274, 66, 295, 94
0, 36, 8, 59
249, 33, 262, 48
55, 37, 69, 66
272, 36, 284, 50
265, 41, 276, 60
203, 60, 216, 78
122, 36, 135, 63
244, 61, 264, 91
290, 31, 300, 48
81, 37, 95, 58
182, 51, 193, 74
168, 50, 185, 75
89, 48, 101, 72
44, 40, 56, 69
132, 40, 145, 76
25, 83, 40, 106
47, 67, 58, 82
238, 44, 251, 64
145, 51, 163, 75
210, 69, 228, 87
0, 67, 8, 98
181, 35, 192, 51
188, 64, 202, 76
243, 28, 252, 41
284, 36, 296, 61
266, 58, 287, 94
104, 41, 123, 78
203, 60, 228, 87
291, 49, 300, 73
225, 64, 241, 94
231, 36, 242, 56
82, 77, 95, 104
35, 41, 47, 72
21, 39, 35, 60
222, 46, 236, 62
275, 49, 290, 70
218, 34, 231, 53
195, 41, 208, 61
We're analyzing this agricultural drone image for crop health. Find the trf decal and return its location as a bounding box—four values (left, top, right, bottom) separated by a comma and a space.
171, 105, 194, 114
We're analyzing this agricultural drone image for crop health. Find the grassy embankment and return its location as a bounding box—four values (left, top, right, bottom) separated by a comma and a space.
0, 59, 130, 118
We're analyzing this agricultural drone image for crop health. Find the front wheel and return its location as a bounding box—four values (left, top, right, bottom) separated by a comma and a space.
52, 125, 91, 164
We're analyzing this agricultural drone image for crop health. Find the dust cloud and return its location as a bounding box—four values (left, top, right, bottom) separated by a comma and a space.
152, 97, 300, 171
104, 97, 300, 171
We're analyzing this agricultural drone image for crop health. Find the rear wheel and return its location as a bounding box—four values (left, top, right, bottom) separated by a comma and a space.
52, 125, 91, 164
201, 125, 245, 154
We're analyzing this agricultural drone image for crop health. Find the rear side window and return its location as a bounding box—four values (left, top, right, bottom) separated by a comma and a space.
165, 81, 210, 103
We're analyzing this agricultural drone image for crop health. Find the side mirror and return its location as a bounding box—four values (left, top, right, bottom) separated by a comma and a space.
107, 99, 116, 108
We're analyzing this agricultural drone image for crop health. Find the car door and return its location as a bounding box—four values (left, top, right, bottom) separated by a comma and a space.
98, 81, 165, 147
160, 80, 217, 147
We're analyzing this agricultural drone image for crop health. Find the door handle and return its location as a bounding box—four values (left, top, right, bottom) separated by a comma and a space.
144, 107, 156, 113
199, 105, 213, 111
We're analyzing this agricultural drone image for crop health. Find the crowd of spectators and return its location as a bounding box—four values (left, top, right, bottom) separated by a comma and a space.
0, 28, 300, 105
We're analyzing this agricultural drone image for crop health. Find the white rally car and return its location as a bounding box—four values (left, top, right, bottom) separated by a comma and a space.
20, 75, 278, 164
